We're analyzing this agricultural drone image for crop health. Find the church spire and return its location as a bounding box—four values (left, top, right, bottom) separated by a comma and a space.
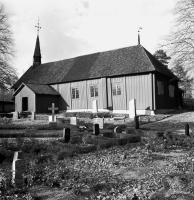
33, 18, 41, 66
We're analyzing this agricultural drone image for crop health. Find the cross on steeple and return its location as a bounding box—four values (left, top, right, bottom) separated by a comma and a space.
35, 18, 41, 35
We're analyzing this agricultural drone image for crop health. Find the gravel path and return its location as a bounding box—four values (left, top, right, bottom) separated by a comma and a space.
141, 111, 194, 130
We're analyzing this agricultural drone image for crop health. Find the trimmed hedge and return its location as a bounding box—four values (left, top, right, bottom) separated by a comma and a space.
63, 111, 128, 119
0, 132, 62, 138
103, 131, 115, 138
0, 113, 13, 118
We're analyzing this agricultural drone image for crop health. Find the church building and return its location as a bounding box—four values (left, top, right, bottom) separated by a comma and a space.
12, 33, 181, 115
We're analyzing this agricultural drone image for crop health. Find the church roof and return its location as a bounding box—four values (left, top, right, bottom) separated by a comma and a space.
26, 84, 60, 95
12, 45, 177, 89
13, 83, 60, 97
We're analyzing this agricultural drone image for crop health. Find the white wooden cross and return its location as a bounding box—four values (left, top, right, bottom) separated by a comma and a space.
48, 103, 58, 121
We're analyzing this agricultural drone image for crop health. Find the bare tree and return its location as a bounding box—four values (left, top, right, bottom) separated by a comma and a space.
162, 0, 194, 73
0, 4, 17, 90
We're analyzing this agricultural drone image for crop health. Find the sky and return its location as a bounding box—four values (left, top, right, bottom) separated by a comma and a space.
1, 0, 176, 77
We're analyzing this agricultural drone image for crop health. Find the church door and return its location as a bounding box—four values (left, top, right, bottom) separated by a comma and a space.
22, 97, 28, 111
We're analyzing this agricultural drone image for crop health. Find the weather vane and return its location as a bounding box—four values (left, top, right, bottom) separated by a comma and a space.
35, 18, 41, 35
138, 27, 142, 45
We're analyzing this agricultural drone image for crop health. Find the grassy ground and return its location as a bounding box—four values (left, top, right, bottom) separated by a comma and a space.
1, 112, 194, 199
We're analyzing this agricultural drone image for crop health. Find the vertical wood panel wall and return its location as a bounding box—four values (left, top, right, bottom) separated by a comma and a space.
15, 86, 35, 112
155, 73, 178, 109
51, 78, 102, 110
126, 74, 152, 110
111, 77, 126, 110
107, 78, 113, 110
87, 79, 101, 109
50, 74, 153, 111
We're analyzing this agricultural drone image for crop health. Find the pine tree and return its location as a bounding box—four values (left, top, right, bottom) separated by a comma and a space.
172, 60, 193, 98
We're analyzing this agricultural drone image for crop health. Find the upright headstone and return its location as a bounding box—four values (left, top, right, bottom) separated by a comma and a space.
70, 117, 77, 125
12, 151, 25, 188
63, 128, 70, 142
31, 111, 36, 120
49, 116, 57, 122
185, 123, 190, 136
114, 126, 122, 133
48, 103, 58, 127
129, 99, 136, 119
92, 100, 98, 113
134, 116, 139, 129
13, 112, 19, 120
93, 124, 99, 135
93, 118, 104, 129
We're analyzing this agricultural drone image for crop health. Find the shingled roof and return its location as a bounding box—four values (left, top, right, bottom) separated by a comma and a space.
12, 45, 177, 89
13, 83, 60, 97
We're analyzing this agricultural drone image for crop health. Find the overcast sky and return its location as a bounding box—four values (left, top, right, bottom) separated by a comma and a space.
2, 0, 176, 77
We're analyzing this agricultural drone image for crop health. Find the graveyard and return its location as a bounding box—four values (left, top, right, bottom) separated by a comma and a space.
1, 109, 194, 199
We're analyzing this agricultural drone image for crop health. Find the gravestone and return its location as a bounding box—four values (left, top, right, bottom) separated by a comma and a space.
185, 123, 190, 136
13, 112, 19, 120
114, 126, 122, 133
12, 151, 25, 188
48, 103, 58, 127
49, 116, 57, 122
93, 118, 104, 129
134, 116, 139, 129
70, 117, 77, 125
63, 128, 70, 142
129, 99, 136, 119
31, 111, 36, 120
92, 100, 98, 113
93, 124, 99, 135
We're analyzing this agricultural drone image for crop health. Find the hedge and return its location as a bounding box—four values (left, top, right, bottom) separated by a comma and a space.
0, 132, 62, 138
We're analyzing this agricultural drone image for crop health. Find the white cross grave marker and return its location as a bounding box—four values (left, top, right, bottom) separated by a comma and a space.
48, 103, 58, 122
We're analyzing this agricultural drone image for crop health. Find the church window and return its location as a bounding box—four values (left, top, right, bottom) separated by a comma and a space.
90, 85, 98, 97
169, 85, 175, 97
157, 81, 164, 95
112, 83, 121, 96
72, 87, 79, 99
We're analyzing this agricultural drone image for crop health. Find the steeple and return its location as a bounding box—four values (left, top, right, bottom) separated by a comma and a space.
33, 19, 41, 66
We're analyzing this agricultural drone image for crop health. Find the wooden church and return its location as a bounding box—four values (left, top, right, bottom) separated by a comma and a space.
12, 32, 181, 115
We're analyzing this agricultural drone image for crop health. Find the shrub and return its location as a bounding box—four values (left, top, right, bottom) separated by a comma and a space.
57, 150, 74, 160
98, 140, 113, 149
105, 124, 116, 130
126, 135, 141, 143
103, 131, 115, 138
126, 128, 136, 134
36, 154, 54, 164
69, 136, 83, 144
117, 138, 128, 145
156, 131, 164, 138
78, 145, 97, 154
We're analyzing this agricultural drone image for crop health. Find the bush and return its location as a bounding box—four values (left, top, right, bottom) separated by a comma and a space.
69, 136, 83, 144
156, 131, 164, 138
126, 128, 136, 134
103, 131, 115, 138
117, 138, 128, 145
78, 145, 97, 154
98, 140, 114, 149
36, 154, 54, 164
126, 135, 141, 143
57, 150, 74, 160
105, 124, 116, 130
